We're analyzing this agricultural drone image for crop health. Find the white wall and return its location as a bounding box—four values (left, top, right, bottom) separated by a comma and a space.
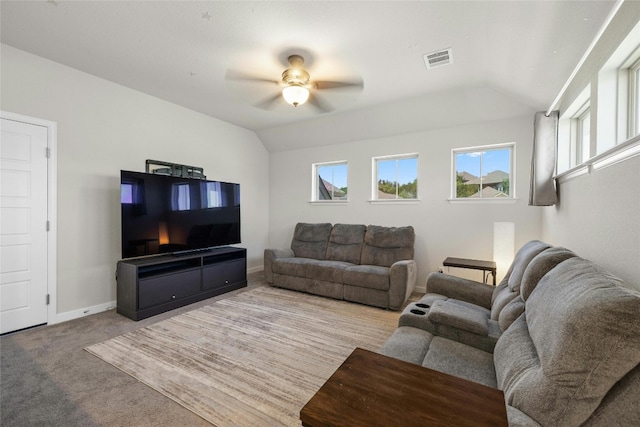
1, 45, 270, 317
542, 157, 639, 284
269, 114, 542, 289
541, 2, 640, 285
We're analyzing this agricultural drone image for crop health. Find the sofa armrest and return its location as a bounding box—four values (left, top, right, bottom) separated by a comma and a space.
388, 260, 418, 310
264, 248, 294, 283
425, 272, 493, 309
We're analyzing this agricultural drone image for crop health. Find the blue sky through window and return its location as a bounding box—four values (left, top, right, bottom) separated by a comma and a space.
456, 148, 510, 176
378, 157, 417, 184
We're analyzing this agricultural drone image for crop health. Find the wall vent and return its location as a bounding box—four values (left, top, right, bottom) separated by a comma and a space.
423, 48, 453, 69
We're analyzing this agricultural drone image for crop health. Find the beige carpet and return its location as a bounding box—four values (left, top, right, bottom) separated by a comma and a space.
86, 286, 401, 426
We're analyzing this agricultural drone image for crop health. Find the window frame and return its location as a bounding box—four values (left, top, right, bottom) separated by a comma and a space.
370, 153, 419, 202
628, 56, 640, 138
311, 160, 349, 203
450, 142, 516, 202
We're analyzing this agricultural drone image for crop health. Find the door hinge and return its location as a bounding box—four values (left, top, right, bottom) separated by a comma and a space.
46, 294, 50, 305
46, 221, 50, 231
45, 147, 51, 158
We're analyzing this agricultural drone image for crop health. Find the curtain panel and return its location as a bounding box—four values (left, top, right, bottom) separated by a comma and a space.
529, 111, 559, 206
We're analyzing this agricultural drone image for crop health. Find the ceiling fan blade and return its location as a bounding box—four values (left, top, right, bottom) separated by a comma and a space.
225, 69, 280, 85
308, 92, 334, 113
314, 79, 363, 91
254, 93, 283, 110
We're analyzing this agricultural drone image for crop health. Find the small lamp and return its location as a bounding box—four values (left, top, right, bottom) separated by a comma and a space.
282, 85, 310, 107
493, 222, 515, 283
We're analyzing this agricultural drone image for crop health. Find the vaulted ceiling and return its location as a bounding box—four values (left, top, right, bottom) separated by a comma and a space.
1, 1, 616, 151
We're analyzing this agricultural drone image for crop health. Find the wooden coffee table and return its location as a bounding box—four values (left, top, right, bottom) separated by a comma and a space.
300, 347, 508, 427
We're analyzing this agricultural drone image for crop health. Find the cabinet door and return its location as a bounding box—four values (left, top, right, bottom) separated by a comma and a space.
202, 259, 246, 291
138, 269, 201, 309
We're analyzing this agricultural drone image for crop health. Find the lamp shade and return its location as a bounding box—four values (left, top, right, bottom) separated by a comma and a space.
282, 85, 309, 107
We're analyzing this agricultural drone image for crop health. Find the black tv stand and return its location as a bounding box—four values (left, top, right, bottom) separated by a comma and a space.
116, 246, 247, 321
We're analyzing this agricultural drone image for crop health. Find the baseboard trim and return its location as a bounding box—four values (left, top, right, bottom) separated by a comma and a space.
248, 265, 264, 274
52, 300, 117, 325
414, 285, 426, 294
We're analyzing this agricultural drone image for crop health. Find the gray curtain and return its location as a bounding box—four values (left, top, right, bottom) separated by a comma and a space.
529, 111, 558, 206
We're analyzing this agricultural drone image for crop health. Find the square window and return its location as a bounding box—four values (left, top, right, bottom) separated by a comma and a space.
313, 161, 348, 201
373, 154, 418, 200
453, 144, 514, 199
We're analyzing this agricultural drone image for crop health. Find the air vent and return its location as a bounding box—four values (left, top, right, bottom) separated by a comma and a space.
423, 48, 453, 69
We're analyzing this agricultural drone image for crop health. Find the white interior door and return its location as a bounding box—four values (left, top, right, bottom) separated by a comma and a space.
0, 118, 49, 334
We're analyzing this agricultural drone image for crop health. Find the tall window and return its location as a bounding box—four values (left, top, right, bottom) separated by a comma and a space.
453, 144, 514, 199
574, 102, 591, 164
373, 154, 418, 200
312, 161, 348, 201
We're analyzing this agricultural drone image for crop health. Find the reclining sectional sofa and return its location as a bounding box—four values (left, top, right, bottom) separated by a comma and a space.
264, 223, 416, 310
380, 241, 640, 426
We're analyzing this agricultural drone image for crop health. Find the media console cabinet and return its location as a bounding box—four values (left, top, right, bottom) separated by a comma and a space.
116, 246, 247, 320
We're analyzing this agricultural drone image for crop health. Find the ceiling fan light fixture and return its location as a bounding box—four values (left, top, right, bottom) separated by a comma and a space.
282, 85, 309, 107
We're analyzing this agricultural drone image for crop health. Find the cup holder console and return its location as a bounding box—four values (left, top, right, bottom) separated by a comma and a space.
415, 303, 430, 309
410, 309, 426, 315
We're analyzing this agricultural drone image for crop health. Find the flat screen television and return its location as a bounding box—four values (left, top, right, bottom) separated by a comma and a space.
120, 170, 240, 258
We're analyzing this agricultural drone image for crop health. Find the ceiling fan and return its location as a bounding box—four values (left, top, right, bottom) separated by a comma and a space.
225, 54, 363, 112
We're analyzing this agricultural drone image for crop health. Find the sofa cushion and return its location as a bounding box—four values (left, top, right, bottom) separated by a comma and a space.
422, 337, 497, 388
343, 265, 390, 290
360, 225, 415, 267
505, 240, 551, 293
305, 259, 352, 282
495, 257, 640, 427
290, 222, 332, 260
427, 300, 489, 335
378, 326, 433, 365
325, 224, 366, 264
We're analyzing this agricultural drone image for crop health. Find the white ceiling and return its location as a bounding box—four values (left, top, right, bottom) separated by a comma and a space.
1, 1, 616, 151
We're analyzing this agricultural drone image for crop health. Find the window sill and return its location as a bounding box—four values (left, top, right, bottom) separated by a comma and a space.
368, 199, 421, 205
448, 198, 519, 204
555, 133, 640, 183
308, 200, 349, 205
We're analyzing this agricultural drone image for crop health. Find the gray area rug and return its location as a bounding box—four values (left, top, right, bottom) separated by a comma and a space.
86, 286, 400, 426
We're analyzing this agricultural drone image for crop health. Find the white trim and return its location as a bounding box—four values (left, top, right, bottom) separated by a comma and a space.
448, 198, 519, 205
368, 199, 421, 205
0, 111, 58, 327
309, 200, 349, 205
555, 133, 640, 182
54, 300, 116, 325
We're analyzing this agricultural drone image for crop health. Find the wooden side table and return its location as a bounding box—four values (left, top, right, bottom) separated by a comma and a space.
443, 257, 497, 285
300, 347, 508, 427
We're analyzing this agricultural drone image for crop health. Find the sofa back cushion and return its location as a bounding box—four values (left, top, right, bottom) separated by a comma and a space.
360, 225, 415, 267
325, 224, 366, 264
519, 246, 576, 301
290, 223, 332, 260
504, 240, 551, 294
494, 257, 640, 426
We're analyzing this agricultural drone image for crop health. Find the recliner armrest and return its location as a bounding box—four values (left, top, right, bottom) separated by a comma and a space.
388, 260, 417, 310
427, 300, 489, 335
264, 248, 295, 283
426, 272, 494, 309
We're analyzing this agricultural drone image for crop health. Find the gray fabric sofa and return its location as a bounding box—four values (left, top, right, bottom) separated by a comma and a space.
264, 223, 417, 310
379, 245, 640, 426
